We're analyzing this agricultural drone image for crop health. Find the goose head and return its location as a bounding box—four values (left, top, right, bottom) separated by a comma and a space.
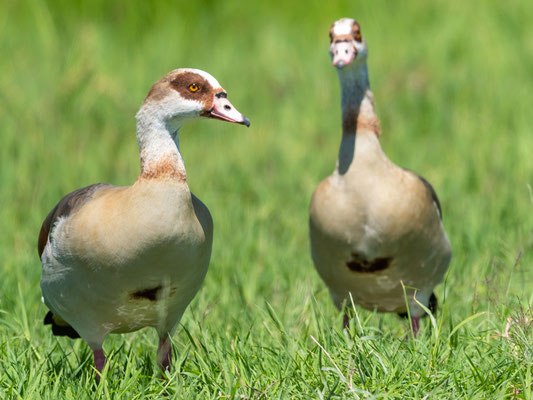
329, 18, 368, 70
139, 68, 250, 132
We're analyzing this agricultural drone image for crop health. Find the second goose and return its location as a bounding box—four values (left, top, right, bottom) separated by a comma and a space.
309, 18, 452, 337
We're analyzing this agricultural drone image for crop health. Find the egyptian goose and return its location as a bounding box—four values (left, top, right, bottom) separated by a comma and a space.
309, 19, 452, 337
38, 68, 250, 379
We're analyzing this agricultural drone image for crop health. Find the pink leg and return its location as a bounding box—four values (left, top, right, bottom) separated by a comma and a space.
411, 316, 420, 338
343, 313, 350, 330
93, 348, 106, 382
157, 336, 172, 373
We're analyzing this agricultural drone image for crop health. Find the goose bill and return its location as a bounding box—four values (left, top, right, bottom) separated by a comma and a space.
332, 41, 356, 69
209, 93, 250, 127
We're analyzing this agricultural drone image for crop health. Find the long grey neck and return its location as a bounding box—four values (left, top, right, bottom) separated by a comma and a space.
135, 107, 187, 181
336, 63, 380, 175
339, 63, 370, 126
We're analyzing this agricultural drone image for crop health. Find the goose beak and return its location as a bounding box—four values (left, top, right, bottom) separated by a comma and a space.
208, 92, 250, 127
332, 41, 357, 69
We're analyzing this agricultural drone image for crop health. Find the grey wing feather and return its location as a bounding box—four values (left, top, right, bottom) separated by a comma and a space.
37, 183, 114, 257
403, 169, 443, 220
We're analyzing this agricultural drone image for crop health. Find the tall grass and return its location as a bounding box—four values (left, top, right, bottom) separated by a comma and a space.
0, 0, 532, 398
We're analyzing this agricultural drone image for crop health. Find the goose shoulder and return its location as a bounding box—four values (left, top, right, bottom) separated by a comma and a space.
38, 183, 115, 258
56, 182, 211, 268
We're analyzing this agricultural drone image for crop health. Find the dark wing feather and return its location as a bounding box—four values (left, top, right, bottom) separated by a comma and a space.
44, 311, 81, 339
403, 169, 443, 220
37, 183, 113, 258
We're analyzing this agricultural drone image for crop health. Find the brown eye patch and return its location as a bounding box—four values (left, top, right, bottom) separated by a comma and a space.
351, 21, 362, 42
170, 72, 214, 103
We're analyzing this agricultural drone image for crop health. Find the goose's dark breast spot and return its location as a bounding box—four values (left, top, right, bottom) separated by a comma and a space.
346, 253, 391, 273
129, 285, 163, 302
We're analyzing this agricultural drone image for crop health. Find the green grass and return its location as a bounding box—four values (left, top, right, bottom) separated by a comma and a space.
1, 0, 532, 398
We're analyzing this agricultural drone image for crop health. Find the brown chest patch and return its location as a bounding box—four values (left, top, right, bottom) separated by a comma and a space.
342, 108, 381, 137
346, 252, 391, 273
357, 114, 381, 136
139, 153, 187, 181
358, 92, 381, 136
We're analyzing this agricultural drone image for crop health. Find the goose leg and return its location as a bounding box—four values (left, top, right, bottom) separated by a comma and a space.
411, 316, 420, 338
343, 312, 351, 330
93, 348, 106, 382
157, 336, 172, 373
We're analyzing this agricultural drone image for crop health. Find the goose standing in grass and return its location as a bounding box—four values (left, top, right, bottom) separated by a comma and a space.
39, 68, 250, 380
309, 18, 452, 337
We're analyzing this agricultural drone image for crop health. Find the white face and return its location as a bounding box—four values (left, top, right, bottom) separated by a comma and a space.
329, 18, 368, 69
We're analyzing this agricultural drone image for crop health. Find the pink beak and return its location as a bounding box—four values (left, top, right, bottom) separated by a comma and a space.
332, 41, 357, 69
209, 92, 250, 127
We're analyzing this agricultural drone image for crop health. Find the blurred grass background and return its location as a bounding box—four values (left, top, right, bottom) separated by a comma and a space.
1, 0, 532, 398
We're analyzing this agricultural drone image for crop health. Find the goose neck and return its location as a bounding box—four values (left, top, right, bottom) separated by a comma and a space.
336, 63, 382, 175
135, 107, 187, 181
337, 63, 380, 136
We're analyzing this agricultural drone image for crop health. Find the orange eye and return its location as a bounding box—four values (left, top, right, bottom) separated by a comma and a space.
189, 83, 199, 92
355, 32, 362, 42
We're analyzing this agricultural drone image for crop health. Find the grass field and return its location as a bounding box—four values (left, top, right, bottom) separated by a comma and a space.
1, 0, 532, 398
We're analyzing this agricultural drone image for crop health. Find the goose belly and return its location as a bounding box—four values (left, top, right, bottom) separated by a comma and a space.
310, 228, 449, 313
40, 195, 213, 340
309, 177, 451, 314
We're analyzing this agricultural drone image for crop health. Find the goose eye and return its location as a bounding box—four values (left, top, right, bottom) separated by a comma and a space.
354, 32, 362, 42
189, 83, 199, 92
